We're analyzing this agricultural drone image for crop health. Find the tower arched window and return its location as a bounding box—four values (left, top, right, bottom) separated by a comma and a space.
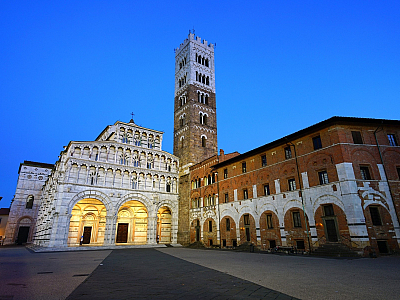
201, 93, 204, 103
205, 95, 209, 105
26, 195, 34, 209
198, 92, 201, 102
202, 75, 205, 84
196, 71, 198, 81
201, 136, 206, 147
204, 114, 207, 125
206, 76, 209, 86
199, 113, 203, 124
205, 59, 209, 67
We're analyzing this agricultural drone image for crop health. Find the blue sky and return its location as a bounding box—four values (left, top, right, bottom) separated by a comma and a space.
1, 1, 399, 208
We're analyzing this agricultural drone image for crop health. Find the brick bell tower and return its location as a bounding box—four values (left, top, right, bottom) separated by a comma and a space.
174, 33, 218, 244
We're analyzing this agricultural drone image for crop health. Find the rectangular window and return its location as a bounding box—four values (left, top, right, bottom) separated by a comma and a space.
284, 146, 292, 159
244, 214, 250, 225
323, 204, 334, 216
243, 189, 248, 200
351, 131, 363, 144
208, 220, 213, 232
318, 170, 329, 185
312, 135, 322, 150
293, 211, 302, 228
264, 184, 270, 195
296, 240, 305, 250
242, 162, 247, 173
223, 168, 228, 179
369, 206, 382, 226
388, 134, 398, 146
224, 193, 229, 203
288, 178, 296, 191
360, 166, 372, 180
226, 218, 230, 231
266, 214, 273, 229
261, 155, 267, 167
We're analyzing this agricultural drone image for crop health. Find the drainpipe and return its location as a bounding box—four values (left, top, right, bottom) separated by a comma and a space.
216, 154, 222, 249
287, 140, 312, 252
373, 126, 400, 226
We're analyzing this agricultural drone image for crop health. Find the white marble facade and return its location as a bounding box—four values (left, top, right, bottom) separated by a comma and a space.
33, 120, 179, 248
4, 162, 53, 245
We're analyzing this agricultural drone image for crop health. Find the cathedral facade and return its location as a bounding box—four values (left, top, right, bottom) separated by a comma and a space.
5, 120, 179, 248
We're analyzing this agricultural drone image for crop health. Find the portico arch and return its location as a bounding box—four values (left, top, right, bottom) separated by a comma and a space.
157, 206, 172, 243
116, 200, 148, 244
67, 198, 107, 247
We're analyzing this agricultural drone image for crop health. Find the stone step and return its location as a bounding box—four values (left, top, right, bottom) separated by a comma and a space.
312, 243, 361, 257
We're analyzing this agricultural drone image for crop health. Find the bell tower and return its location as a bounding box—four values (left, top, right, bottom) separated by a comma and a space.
174, 33, 218, 244
173, 33, 218, 170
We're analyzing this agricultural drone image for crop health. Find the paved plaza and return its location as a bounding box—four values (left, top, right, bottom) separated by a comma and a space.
0, 246, 399, 300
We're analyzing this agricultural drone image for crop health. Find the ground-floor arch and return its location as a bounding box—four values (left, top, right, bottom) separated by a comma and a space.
116, 200, 148, 245
239, 213, 257, 245
190, 219, 201, 243
259, 211, 281, 250
364, 204, 399, 255
203, 218, 217, 246
314, 202, 350, 246
284, 208, 311, 251
68, 198, 107, 246
220, 216, 237, 247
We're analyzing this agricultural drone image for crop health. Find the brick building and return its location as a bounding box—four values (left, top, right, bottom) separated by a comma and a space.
186, 117, 400, 255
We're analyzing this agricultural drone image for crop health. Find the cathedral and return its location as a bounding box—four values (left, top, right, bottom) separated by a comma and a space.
4, 33, 400, 256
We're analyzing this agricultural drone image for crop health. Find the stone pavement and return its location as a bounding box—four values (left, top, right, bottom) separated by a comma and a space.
2, 246, 400, 300
66, 248, 297, 300
0, 246, 111, 300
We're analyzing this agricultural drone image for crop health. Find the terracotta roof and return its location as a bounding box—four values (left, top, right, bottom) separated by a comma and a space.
0, 208, 10, 215
213, 116, 400, 169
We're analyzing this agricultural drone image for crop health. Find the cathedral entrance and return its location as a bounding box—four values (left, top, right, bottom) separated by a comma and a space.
157, 207, 172, 243
82, 227, 92, 244
116, 201, 148, 245
116, 223, 129, 243
68, 198, 107, 247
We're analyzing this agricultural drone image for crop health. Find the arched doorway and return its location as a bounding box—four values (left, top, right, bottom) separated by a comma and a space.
157, 207, 172, 243
68, 198, 107, 247
239, 213, 257, 245
259, 211, 281, 250
16, 217, 33, 244
190, 219, 201, 243
116, 200, 148, 245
